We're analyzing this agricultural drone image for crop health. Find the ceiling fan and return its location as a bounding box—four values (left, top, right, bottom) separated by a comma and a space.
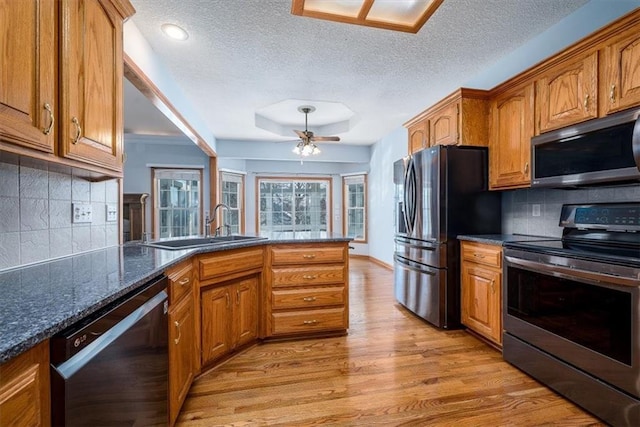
292, 105, 340, 157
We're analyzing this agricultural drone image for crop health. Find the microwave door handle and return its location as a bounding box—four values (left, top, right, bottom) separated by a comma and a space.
633, 113, 640, 171
505, 256, 639, 288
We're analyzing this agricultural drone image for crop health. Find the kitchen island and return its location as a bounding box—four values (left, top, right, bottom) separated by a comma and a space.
0, 234, 351, 426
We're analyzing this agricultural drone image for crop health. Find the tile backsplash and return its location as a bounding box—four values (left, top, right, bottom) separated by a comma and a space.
0, 153, 119, 270
502, 184, 640, 237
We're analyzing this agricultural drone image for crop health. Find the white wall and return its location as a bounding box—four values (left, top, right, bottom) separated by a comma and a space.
123, 21, 217, 152
367, 127, 407, 266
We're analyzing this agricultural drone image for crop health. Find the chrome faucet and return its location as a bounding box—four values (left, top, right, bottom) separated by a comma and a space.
206, 203, 231, 237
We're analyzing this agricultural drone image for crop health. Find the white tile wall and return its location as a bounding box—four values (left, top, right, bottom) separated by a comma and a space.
0, 153, 120, 270
502, 185, 640, 237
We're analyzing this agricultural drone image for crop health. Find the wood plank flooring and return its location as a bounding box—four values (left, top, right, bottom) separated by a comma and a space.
177, 258, 603, 426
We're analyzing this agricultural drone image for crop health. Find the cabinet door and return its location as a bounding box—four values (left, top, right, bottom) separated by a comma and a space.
461, 264, 502, 345
233, 277, 258, 348
0, 341, 50, 427
605, 30, 640, 113
537, 52, 598, 133
60, 0, 124, 171
408, 120, 428, 153
430, 102, 458, 146
489, 84, 534, 189
201, 286, 232, 365
168, 294, 196, 427
0, 0, 55, 153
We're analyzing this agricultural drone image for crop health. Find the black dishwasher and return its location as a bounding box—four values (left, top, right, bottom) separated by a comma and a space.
50, 275, 168, 426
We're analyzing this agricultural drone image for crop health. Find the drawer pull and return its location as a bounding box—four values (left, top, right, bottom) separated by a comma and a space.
473, 253, 486, 259
174, 320, 181, 345
302, 254, 316, 259
303, 296, 317, 302
303, 320, 318, 325
178, 277, 190, 286
302, 275, 318, 280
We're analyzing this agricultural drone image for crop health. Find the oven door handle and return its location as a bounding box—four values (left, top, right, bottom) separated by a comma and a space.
505, 256, 640, 288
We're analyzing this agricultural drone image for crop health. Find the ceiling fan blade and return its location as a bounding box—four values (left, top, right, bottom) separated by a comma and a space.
294, 130, 307, 139
310, 136, 340, 142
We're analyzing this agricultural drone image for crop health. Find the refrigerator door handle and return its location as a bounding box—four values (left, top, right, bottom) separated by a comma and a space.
404, 157, 417, 236
394, 254, 437, 276
394, 237, 437, 250
403, 158, 413, 235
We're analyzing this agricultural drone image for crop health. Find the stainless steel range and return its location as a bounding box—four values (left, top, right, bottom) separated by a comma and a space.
503, 202, 640, 426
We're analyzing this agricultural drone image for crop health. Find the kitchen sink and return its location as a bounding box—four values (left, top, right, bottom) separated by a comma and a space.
142, 235, 266, 250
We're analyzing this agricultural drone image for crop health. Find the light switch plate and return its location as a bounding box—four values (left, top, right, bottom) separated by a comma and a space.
106, 204, 118, 222
532, 204, 541, 217
72, 203, 93, 223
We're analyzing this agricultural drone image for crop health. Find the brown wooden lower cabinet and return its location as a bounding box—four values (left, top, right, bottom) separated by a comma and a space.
201, 275, 259, 366
0, 340, 50, 427
460, 241, 503, 347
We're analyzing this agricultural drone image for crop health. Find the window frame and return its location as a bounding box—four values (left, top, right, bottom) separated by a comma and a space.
342, 173, 367, 243
218, 170, 246, 234
255, 176, 333, 236
151, 167, 204, 239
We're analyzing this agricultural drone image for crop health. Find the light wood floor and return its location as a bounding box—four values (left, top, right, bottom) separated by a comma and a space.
177, 258, 603, 426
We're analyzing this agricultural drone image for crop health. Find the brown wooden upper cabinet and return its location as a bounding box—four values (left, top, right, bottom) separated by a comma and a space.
0, 0, 56, 154
536, 51, 599, 133
408, 120, 429, 153
60, 0, 131, 172
489, 83, 534, 190
0, 0, 133, 175
604, 29, 640, 114
404, 89, 489, 154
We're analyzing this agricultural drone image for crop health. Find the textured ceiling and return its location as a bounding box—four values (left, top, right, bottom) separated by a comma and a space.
126, 0, 591, 145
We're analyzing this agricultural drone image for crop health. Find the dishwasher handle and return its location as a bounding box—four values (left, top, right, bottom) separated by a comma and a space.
52, 288, 168, 379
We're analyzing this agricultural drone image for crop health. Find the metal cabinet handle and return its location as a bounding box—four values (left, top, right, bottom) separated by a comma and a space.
225, 292, 230, 308
473, 253, 485, 259
174, 320, 181, 345
583, 94, 589, 111
302, 254, 316, 259
303, 296, 316, 302
236, 289, 240, 305
178, 277, 190, 286
43, 103, 54, 135
71, 117, 82, 144
490, 279, 495, 293
303, 320, 318, 325
610, 84, 616, 103
524, 162, 529, 174
302, 275, 317, 280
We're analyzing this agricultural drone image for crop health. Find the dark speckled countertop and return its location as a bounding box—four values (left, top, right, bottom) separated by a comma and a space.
457, 234, 557, 246
0, 234, 351, 363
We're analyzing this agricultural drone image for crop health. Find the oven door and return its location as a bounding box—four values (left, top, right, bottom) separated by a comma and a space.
503, 249, 640, 399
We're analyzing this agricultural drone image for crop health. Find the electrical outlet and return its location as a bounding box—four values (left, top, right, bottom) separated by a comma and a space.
72, 203, 93, 223
106, 204, 118, 222
532, 204, 541, 217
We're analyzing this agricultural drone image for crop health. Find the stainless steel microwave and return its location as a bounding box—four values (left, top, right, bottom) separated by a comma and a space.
531, 107, 640, 187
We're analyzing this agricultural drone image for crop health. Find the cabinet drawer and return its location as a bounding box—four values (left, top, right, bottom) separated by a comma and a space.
272, 266, 344, 288
271, 307, 346, 335
272, 286, 345, 309
461, 242, 502, 268
199, 248, 264, 281
271, 246, 345, 265
166, 260, 193, 305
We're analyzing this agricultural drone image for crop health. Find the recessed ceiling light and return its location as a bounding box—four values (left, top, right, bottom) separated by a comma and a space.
161, 23, 189, 41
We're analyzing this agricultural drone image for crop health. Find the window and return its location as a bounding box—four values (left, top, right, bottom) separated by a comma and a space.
153, 168, 202, 238
258, 178, 331, 237
219, 170, 245, 234
343, 174, 367, 242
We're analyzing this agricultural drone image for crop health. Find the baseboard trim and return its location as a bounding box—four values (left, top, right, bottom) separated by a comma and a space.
349, 254, 393, 271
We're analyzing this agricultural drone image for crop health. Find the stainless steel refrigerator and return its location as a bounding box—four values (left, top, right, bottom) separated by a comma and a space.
393, 145, 501, 328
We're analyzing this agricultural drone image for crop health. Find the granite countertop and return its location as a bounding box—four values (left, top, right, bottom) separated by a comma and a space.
0, 233, 352, 363
457, 234, 557, 246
